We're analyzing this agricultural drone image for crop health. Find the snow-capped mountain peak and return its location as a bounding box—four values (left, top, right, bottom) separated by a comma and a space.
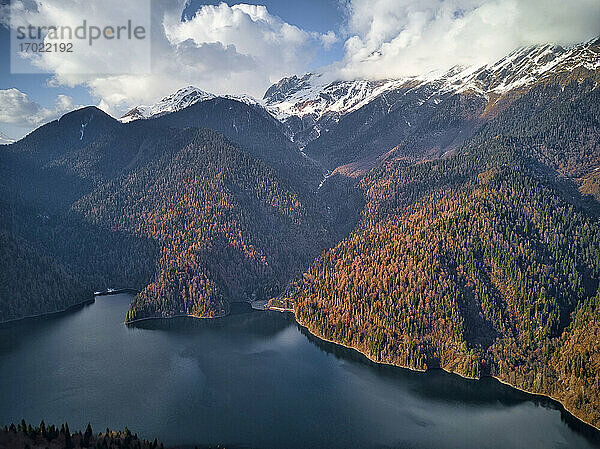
120, 86, 216, 122
119, 38, 599, 139
263, 73, 414, 121
263, 38, 599, 145
221, 93, 262, 107
430, 38, 599, 102
120, 86, 263, 123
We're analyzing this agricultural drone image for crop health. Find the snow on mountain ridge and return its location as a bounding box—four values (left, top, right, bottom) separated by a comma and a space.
119, 38, 599, 132
221, 93, 262, 106
263, 74, 416, 121
120, 86, 215, 122
441, 38, 600, 102
120, 86, 262, 123
265, 38, 600, 124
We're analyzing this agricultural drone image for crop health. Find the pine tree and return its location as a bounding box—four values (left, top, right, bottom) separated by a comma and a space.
84, 422, 93, 446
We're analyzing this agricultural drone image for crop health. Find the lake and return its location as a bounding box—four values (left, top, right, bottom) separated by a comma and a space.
0, 294, 598, 449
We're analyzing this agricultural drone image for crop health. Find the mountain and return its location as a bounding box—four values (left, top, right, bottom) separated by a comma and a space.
8, 106, 123, 164
464, 38, 600, 100
119, 87, 323, 190
302, 75, 485, 174
120, 86, 262, 123
2, 36, 600, 430
265, 38, 600, 175
285, 65, 600, 428
0, 100, 335, 324
0, 230, 88, 322
120, 86, 216, 122
3, 95, 323, 201
263, 74, 413, 147
0, 107, 125, 212
147, 95, 325, 191
72, 129, 334, 321
265, 38, 600, 133
0, 131, 14, 145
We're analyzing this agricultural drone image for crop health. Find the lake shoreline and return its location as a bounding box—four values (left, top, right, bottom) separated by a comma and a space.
124, 311, 228, 325
32, 292, 599, 434
8, 292, 597, 449
269, 306, 600, 433
124, 302, 240, 324
95, 288, 141, 297
0, 297, 96, 326
1, 287, 140, 326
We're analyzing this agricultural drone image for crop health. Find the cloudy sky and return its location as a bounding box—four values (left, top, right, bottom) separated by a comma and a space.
0, 0, 599, 139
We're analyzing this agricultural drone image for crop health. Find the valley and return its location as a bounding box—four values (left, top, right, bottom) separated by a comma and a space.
1, 37, 600, 435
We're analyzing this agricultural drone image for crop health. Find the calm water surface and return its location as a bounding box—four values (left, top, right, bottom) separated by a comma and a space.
0, 294, 599, 449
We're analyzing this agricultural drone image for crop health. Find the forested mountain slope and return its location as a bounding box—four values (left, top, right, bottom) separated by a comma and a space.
150, 97, 324, 191
287, 79, 600, 427
72, 129, 333, 320
0, 100, 332, 323
1, 36, 600, 430
0, 231, 88, 322
302, 81, 486, 173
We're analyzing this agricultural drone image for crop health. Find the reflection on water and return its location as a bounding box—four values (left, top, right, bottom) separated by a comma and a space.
299, 325, 600, 439
0, 294, 599, 449
133, 302, 291, 338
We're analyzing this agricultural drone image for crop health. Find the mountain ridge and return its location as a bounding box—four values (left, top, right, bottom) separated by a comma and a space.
264, 38, 600, 149
2, 35, 600, 432
120, 86, 262, 123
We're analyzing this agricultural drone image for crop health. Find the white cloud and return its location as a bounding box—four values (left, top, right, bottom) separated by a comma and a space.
319, 30, 339, 49
7, 0, 333, 117
158, 2, 323, 96
4, 0, 599, 128
332, 0, 600, 80
0, 88, 76, 127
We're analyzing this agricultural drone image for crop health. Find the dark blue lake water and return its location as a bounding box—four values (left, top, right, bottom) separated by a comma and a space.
0, 294, 598, 448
